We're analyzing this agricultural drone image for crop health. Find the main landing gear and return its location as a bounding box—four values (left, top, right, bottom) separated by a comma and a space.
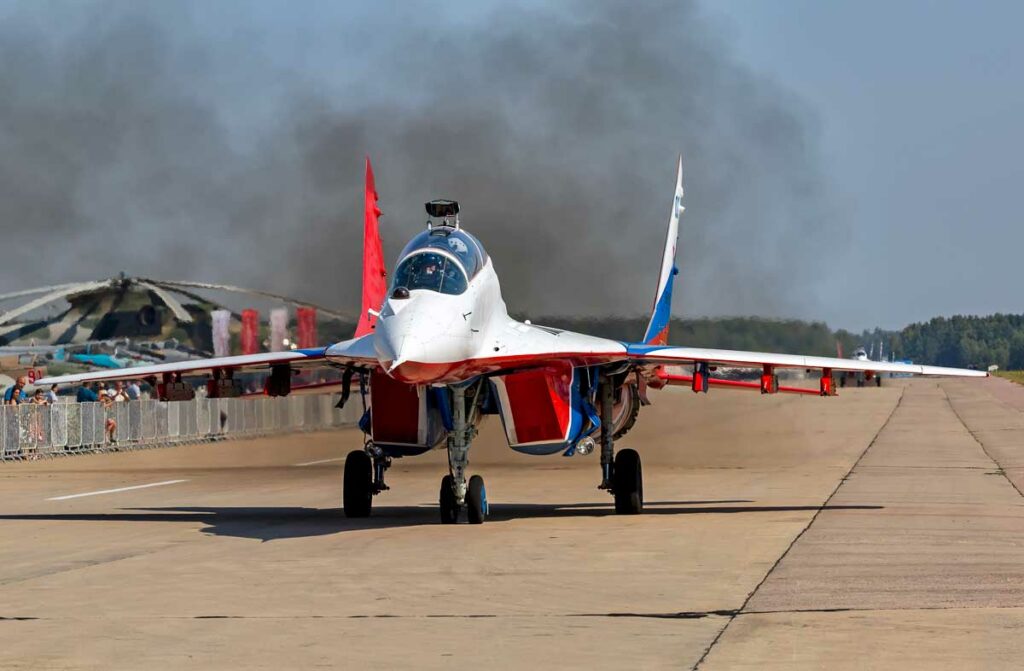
598, 374, 644, 515
342, 442, 391, 518
438, 382, 488, 524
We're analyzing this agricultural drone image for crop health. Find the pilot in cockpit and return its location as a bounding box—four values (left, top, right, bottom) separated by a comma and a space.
413, 257, 443, 291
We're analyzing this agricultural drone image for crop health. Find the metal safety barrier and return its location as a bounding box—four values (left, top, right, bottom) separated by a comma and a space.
0, 394, 361, 461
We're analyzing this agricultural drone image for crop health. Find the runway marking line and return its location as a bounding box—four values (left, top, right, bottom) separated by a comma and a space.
293, 457, 345, 467
47, 479, 189, 501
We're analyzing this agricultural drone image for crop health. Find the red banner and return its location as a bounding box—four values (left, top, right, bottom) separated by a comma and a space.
241, 309, 260, 355
296, 306, 317, 349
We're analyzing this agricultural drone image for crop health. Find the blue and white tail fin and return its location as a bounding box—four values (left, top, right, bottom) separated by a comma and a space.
641, 155, 684, 346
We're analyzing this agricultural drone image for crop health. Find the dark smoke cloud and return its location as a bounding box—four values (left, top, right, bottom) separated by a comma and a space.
0, 0, 843, 323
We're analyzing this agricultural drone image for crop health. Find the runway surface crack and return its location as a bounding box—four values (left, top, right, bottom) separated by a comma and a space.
943, 385, 1024, 499
692, 387, 907, 670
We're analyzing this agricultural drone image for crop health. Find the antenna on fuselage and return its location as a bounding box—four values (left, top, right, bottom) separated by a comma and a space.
425, 199, 460, 231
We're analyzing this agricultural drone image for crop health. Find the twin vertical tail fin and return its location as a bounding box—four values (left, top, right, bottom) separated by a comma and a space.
641, 155, 684, 346
355, 156, 387, 338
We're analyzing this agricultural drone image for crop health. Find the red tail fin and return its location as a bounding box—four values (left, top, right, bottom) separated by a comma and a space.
355, 156, 386, 337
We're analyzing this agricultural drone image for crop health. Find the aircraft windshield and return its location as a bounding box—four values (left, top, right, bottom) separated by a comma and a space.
392, 252, 468, 295
398, 229, 487, 279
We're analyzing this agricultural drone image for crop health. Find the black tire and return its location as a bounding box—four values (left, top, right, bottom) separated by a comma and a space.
466, 475, 488, 524
876, 376, 882, 387
343, 450, 373, 518
614, 448, 643, 514
856, 377, 865, 388
439, 474, 459, 524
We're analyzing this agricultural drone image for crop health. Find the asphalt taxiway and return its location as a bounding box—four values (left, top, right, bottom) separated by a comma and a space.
2, 377, 1023, 669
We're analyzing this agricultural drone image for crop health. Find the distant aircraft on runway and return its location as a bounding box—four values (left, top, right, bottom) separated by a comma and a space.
836, 341, 888, 388
38, 155, 986, 524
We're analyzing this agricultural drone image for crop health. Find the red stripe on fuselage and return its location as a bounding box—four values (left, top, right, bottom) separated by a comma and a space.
387, 351, 625, 384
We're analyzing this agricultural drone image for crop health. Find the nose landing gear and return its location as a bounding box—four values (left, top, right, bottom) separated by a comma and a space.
440, 473, 488, 524
439, 474, 459, 524
466, 474, 488, 524
438, 381, 488, 524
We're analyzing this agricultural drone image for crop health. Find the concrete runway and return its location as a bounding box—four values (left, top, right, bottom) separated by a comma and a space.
2, 377, 1023, 669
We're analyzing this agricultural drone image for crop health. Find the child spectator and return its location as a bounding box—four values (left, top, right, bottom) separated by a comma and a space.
100, 390, 117, 443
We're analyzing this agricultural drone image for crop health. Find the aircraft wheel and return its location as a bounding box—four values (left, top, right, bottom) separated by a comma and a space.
439, 474, 460, 524
466, 475, 488, 524
343, 450, 373, 518
876, 376, 882, 387
614, 448, 643, 514
856, 378, 865, 388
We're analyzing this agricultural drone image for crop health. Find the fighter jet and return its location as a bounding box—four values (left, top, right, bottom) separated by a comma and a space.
837, 341, 887, 387
38, 156, 986, 524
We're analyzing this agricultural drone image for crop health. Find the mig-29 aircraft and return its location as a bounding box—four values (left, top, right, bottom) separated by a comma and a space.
38, 156, 986, 525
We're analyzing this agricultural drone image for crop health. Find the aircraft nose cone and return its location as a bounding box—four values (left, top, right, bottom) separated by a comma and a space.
373, 293, 469, 383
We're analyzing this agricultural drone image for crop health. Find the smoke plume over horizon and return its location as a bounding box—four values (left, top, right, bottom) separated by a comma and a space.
0, 0, 844, 324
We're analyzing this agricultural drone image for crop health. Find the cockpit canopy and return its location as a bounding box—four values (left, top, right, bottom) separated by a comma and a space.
398, 228, 487, 279
393, 251, 468, 295
391, 228, 488, 296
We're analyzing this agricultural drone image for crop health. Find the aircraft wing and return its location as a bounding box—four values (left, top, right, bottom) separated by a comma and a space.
34, 348, 336, 387
626, 344, 988, 377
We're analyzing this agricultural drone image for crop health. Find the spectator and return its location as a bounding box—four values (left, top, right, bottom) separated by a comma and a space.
31, 388, 49, 406
112, 381, 129, 403
99, 390, 117, 443
3, 376, 27, 405
76, 381, 99, 403
126, 380, 141, 401
46, 384, 59, 404
30, 387, 50, 445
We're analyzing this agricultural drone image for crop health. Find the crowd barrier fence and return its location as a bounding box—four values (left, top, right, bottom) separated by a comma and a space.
0, 395, 360, 461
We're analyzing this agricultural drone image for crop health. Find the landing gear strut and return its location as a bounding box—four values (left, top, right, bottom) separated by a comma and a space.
597, 373, 644, 515
439, 382, 487, 524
